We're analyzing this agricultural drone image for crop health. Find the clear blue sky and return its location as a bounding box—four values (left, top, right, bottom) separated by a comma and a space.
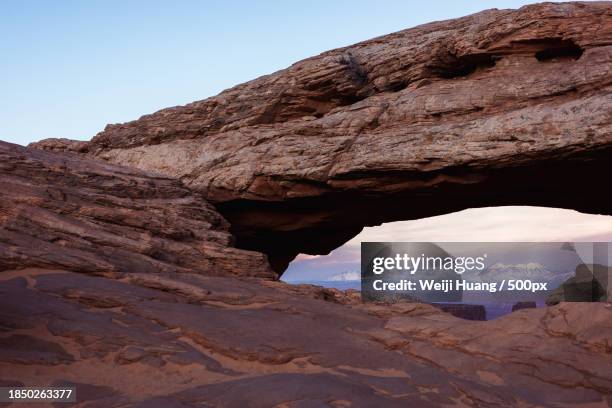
2, 0, 571, 146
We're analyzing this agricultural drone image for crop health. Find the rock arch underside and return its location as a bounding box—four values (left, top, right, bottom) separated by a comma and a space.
3, 2, 612, 406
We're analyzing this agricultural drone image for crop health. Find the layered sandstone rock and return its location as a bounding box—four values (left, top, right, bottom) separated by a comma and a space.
2, 268, 612, 407
32, 2, 612, 271
0, 141, 273, 279
4, 145, 609, 406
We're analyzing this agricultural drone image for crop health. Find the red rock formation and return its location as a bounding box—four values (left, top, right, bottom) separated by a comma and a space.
32, 2, 612, 272
0, 142, 273, 279
9, 3, 612, 405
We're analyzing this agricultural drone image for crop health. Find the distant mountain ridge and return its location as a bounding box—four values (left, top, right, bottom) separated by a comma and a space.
475, 262, 573, 282
329, 271, 361, 282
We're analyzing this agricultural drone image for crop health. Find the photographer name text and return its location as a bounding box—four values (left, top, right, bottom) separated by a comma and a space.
372, 279, 548, 293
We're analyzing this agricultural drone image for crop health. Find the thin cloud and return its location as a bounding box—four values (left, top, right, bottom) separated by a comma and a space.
346, 206, 612, 245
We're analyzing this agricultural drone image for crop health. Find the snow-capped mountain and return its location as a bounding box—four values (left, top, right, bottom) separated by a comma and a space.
474, 262, 572, 282
328, 271, 361, 282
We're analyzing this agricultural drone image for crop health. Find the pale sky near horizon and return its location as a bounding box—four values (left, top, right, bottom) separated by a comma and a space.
346, 207, 612, 245
0, 0, 592, 146
284, 206, 612, 281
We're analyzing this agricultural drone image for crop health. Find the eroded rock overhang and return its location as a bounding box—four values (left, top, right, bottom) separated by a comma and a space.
30, 2, 612, 273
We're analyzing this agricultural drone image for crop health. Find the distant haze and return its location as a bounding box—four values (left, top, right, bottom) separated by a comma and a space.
282, 206, 612, 282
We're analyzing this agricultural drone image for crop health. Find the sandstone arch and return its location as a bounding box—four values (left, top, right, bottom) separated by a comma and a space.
31, 2, 612, 274
8, 3, 612, 405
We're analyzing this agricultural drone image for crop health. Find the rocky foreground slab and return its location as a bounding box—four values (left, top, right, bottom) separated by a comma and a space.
2, 268, 612, 407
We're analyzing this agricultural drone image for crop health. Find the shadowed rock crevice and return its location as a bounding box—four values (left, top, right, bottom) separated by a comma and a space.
533, 38, 584, 61
427, 48, 498, 79
254, 52, 376, 124
219, 147, 612, 273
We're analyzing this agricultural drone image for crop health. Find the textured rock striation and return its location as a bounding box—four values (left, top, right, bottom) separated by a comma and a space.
0, 142, 273, 279
2, 268, 612, 407
32, 2, 612, 272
